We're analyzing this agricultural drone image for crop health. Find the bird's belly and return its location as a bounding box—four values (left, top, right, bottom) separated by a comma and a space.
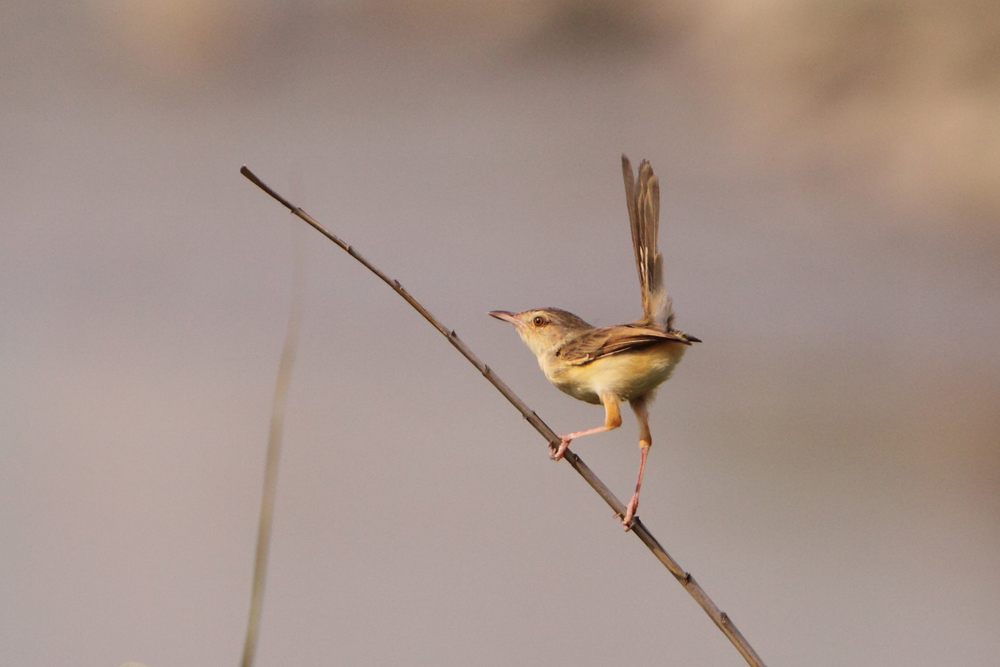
543, 342, 686, 404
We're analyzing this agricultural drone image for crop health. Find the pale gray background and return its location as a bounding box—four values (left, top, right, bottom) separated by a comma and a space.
3, 1, 999, 665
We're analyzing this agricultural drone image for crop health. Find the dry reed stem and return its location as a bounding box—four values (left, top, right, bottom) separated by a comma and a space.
240, 220, 306, 667
240, 165, 767, 667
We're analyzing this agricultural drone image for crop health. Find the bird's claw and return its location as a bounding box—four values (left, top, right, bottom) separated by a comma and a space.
549, 437, 571, 461
621, 496, 639, 530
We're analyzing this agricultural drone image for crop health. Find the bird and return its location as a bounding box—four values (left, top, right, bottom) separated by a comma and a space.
489, 155, 699, 529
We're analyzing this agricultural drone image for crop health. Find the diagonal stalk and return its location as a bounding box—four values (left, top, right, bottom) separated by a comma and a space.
241, 165, 767, 667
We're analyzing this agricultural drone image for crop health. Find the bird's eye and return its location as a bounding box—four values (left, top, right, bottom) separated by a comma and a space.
532, 316, 545, 327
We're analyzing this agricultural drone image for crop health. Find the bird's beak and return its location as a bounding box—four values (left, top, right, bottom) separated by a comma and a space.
488, 310, 519, 326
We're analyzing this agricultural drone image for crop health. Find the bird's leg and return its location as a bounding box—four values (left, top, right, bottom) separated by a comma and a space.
551, 393, 622, 461
622, 397, 653, 529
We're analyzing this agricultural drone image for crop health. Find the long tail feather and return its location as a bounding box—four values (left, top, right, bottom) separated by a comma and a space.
622, 155, 672, 327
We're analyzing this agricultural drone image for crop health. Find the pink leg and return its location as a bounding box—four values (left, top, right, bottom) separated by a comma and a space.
551, 424, 611, 460
622, 444, 649, 529
550, 393, 622, 461
622, 397, 653, 529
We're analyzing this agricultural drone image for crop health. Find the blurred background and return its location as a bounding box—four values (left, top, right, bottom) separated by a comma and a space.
3, 0, 999, 665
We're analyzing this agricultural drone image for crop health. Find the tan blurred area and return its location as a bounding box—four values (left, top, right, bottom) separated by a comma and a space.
86, 0, 1000, 225
692, 0, 1000, 225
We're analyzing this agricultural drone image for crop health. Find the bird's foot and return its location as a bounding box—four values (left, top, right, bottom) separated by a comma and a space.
621, 494, 639, 531
549, 436, 572, 461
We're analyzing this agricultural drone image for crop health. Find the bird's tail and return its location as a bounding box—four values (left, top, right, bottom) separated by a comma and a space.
622, 155, 673, 328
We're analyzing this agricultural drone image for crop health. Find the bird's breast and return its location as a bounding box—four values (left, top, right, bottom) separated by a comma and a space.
540, 340, 687, 404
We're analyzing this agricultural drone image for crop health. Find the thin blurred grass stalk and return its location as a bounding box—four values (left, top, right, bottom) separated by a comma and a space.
239, 165, 767, 667
240, 212, 306, 667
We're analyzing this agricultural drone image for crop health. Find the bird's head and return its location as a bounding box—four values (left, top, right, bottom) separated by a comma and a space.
489, 308, 593, 360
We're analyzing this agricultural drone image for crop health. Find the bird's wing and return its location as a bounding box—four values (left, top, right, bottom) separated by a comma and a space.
556, 324, 694, 366
622, 155, 672, 327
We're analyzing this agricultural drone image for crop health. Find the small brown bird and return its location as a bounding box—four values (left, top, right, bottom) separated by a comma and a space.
490, 155, 699, 528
